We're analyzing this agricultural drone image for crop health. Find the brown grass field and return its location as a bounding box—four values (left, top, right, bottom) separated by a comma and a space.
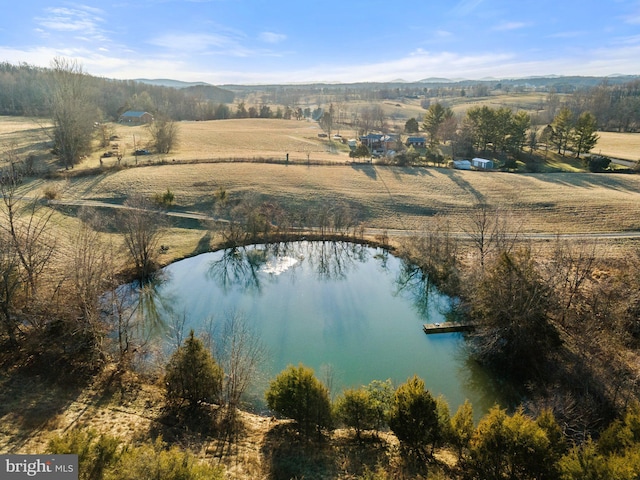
39, 162, 640, 233
595, 131, 640, 161
94, 118, 353, 167
2, 115, 639, 263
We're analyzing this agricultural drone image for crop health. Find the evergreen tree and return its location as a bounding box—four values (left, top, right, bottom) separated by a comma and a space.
570, 111, 599, 157
265, 364, 332, 437
551, 107, 574, 156
165, 330, 223, 409
469, 406, 559, 480
334, 388, 377, 440
366, 379, 394, 433
388, 375, 439, 457
451, 399, 474, 461
423, 102, 453, 147
404, 117, 420, 133
465, 105, 496, 151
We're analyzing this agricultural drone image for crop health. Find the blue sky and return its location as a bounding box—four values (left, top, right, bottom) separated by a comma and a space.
1, 0, 639, 84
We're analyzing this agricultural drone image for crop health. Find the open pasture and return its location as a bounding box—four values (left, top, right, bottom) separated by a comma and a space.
596, 131, 640, 161
96, 118, 351, 168
0, 116, 52, 162
3, 114, 640, 245
44, 162, 640, 235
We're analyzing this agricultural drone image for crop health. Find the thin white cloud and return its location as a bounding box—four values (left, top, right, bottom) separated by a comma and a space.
451, 0, 484, 15
148, 33, 239, 52
623, 6, 640, 24
148, 30, 289, 58
492, 21, 528, 32
625, 15, 640, 24
610, 34, 640, 46
259, 32, 286, 44
35, 5, 109, 43
37, 6, 104, 32
547, 30, 585, 39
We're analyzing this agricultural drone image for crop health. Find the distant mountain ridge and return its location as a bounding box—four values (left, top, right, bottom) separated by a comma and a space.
135, 78, 211, 88
218, 74, 640, 92
135, 78, 235, 103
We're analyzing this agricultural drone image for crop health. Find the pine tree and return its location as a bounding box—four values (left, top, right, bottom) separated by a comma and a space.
570, 111, 599, 157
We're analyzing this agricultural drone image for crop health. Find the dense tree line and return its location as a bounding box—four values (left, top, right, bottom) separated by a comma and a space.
568, 80, 640, 132
0, 61, 234, 121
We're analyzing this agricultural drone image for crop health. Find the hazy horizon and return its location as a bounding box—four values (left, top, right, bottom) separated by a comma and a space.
1, 0, 639, 85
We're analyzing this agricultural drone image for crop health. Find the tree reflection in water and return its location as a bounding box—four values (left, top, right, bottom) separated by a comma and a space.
206, 246, 269, 294
106, 272, 176, 363
206, 241, 381, 292
394, 261, 455, 323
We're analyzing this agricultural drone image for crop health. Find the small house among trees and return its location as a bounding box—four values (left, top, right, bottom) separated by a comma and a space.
359, 133, 383, 147
119, 111, 153, 125
406, 136, 426, 148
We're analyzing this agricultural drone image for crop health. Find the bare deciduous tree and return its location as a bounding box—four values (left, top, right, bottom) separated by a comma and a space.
465, 203, 518, 272
69, 213, 116, 349
545, 238, 598, 326
0, 172, 56, 302
119, 194, 166, 282
147, 115, 179, 154
214, 311, 267, 411
49, 57, 97, 169
0, 228, 20, 344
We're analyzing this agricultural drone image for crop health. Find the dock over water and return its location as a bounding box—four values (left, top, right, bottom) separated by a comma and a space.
423, 322, 475, 334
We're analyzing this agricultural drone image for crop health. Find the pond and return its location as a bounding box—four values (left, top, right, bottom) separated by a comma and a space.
136, 241, 500, 414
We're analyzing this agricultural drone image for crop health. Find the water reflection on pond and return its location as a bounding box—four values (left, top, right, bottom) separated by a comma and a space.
134, 241, 500, 414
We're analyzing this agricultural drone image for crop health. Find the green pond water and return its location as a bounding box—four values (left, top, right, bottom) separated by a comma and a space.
141, 241, 499, 414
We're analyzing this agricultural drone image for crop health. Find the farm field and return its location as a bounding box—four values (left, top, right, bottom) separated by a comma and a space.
95, 118, 352, 168
4, 115, 640, 260
596, 131, 640, 161
34, 162, 640, 235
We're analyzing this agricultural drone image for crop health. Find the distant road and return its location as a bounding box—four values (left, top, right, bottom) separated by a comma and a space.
47, 198, 640, 241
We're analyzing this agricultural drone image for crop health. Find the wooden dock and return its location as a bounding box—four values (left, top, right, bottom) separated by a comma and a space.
423, 322, 475, 334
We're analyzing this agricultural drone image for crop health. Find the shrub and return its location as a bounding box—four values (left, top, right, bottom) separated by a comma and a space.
585, 155, 611, 172
153, 188, 175, 207
468, 406, 559, 479
450, 399, 474, 461
165, 330, 223, 409
48, 429, 121, 480
335, 388, 377, 439
265, 363, 332, 437
388, 375, 439, 456
43, 184, 61, 200
366, 379, 394, 432
48, 430, 224, 480
107, 437, 224, 480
